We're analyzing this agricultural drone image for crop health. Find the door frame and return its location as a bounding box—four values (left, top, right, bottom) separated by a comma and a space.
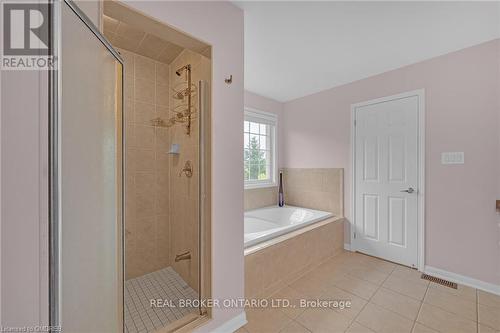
350, 89, 425, 271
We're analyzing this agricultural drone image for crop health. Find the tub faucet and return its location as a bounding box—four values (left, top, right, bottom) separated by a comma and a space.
175, 251, 191, 262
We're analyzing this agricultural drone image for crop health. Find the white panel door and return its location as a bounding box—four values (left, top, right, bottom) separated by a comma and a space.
353, 94, 419, 267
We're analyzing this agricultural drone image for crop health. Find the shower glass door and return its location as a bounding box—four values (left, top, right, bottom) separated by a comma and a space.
51, 1, 124, 331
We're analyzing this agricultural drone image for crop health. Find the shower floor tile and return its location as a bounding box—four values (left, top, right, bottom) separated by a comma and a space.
125, 266, 199, 333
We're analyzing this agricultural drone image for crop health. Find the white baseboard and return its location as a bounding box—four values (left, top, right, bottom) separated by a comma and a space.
424, 265, 500, 296
210, 311, 247, 333
344, 243, 352, 251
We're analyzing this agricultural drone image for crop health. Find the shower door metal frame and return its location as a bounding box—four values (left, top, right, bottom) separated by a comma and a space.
48, 0, 124, 330
198, 80, 208, 317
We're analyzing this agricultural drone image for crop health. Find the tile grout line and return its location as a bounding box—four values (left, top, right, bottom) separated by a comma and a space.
421, 282, 479, 327
287, 319, 312, 333
280, 254, 450, 333
125, 266, 199, 333
411, 278, 430, 333
476, 289, 479, 333
344, 260, 396, 331
352, 264, 433, 331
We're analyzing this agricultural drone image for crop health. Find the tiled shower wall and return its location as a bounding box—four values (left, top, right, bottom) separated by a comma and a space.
169, 49, 211, 292
120, 48, 171, 279
120, 45, 211, 287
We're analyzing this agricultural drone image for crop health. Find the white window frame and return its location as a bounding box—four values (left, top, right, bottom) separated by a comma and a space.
244, 107, 278, 189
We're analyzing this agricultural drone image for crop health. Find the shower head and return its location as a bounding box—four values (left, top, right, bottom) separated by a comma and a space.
175, 64, 191, 76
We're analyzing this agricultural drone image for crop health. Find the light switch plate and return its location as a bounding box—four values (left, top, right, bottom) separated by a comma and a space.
441, 152, 465, 164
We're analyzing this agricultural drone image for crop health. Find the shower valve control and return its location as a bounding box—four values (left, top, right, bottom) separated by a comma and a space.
179, 160, 193, 178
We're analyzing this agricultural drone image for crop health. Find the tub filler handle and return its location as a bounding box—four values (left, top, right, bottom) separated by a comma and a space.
175, 251, 191, 262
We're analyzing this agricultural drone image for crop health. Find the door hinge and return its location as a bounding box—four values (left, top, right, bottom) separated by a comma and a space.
354, 120, 356, 126
353, 232, 357, 239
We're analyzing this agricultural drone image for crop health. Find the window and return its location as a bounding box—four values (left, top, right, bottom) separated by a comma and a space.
244, 108, 277, 189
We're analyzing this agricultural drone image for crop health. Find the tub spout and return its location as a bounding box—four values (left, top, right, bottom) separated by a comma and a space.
175, 251, 191, 262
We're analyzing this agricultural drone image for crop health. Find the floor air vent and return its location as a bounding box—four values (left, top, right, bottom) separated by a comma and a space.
421, 273, 457, 289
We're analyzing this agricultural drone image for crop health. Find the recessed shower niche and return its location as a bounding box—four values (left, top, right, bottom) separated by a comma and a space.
103, 2, 212, 331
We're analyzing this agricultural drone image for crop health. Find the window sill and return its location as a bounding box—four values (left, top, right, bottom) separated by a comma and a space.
244, 182, 277, 190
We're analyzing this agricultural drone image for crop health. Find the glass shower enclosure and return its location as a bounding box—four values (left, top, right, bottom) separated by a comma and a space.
49, 1, 210, 331
49, 1, 124, 331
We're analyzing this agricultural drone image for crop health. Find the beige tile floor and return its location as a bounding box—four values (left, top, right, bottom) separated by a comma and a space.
237, 251, 500, 333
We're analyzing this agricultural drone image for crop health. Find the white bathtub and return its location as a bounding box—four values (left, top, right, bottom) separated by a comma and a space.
244, 205, 334, 248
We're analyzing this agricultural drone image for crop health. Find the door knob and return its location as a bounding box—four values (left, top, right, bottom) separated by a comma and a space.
401, 187, 415, 193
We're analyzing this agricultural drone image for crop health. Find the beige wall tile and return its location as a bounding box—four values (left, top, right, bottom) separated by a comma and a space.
120, 49, 173, 279
167, 48, 210, 292
117, 48, 134, 77
156, 63, 169, 86
139, 34, 168, 59
282, 168, 343, 216
103, 15, 119, 34
158, 42, 184, 64
245, 219, 344, 299
134, 102, 155, 125
288, 270, 329, 299
135, 55, 156, 81
116, 21, 145, 43
244, 186, 277, 210
124, 101, 134, 125
134, 125, 155, 149
124, 75, 134, 101
156, 84, 170, 106
135, 77, 155, 103
243, 168, 343, 213
119, 44, 210, 291
112, 35, 141, 53
105, 17, 183, 65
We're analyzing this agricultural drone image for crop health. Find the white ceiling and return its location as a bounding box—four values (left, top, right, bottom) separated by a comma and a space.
235, 1, 500, 102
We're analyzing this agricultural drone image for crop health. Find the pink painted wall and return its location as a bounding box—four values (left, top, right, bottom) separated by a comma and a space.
124, 2, 245, 330
282, 39, 500, 285
1, 69, 49, 327
245, 90, 284, 168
